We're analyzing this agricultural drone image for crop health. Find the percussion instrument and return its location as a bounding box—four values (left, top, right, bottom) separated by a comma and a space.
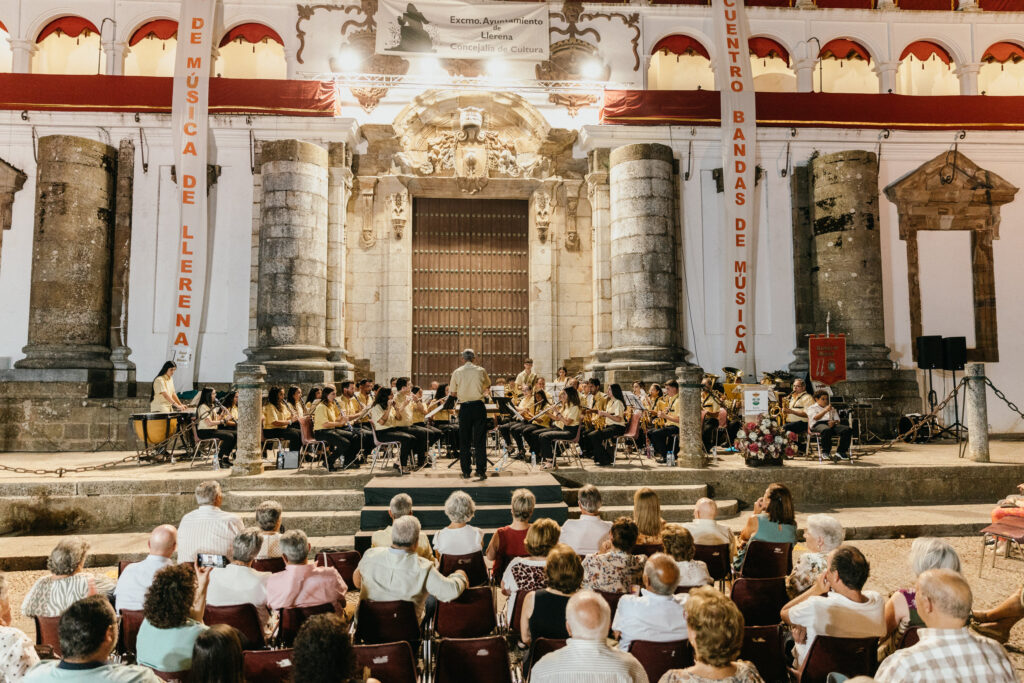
130, 411, 190, 446
897, 413, 933, 443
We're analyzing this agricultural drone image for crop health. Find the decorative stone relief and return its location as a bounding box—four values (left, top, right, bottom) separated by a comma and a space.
387, 190, 409, 240
565, 195, 580, 251
0, 158, 27, 270
357, 176, 379, 249
535, 190, 553, 243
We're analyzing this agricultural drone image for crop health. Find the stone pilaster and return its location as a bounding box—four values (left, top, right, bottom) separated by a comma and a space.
109, 139, 136, 395
244, 139, 333, 386
585, 149, 612, 366
103, 41, 128, 76
602, 143, 682, 384
9, 40, 35, 73
957, 63, 981, 95
792, 58, 815, 93
676, 365, 705, 467
232, 363, 266, 475
15, 136, 117, 371
327, 143, 354, 380
0, 158, 27, 270
965, 362, 989, 462
875, 61, 900, 94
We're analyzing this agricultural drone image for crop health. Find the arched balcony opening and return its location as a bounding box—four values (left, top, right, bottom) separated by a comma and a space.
33, 16, 104, 75
896, 41, 958, 95
215, 23, 286, 79
980, 41, 1024, 95
125, 19, 177, 77
815, 38, 878, 93
648, 35, 714, 91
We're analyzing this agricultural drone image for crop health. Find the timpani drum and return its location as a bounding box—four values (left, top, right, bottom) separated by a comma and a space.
130, 412, 190, 446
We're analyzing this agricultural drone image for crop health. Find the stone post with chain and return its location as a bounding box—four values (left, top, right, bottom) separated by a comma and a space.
676, 365, 705, 468
965, 362, 989, 463
232, 363, 267, 475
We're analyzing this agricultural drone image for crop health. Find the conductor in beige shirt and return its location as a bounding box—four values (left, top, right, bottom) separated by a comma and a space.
449, 348, 491, 481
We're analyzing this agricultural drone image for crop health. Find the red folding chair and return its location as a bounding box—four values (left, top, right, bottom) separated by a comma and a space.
742, 624, 788, 683
524, 637, 567, 679
33, 616, 61, 658
355, 600, 421, 652
243, 648, 293, 683
118, 609, 145, 659
633, 543, 664, 556
694, 543, 732, 590
596, 590, 627, 627
628, 639, 695, 683
352, 641, 417, 683
737, 541, 793, 578
552, 425, 584, 469
434, 587, 497, 638
277, 602, 335, 647
613, 411, 645, 465
204, 604, 266, 649
438, 551, 489, 587
298, 416, 329, 469
316, 550, 361, 589
901, 626, 921, 649
789, 635, 879, 683
435, 635, 513, 683
730, 577, 789, 626
118, 560, 133, 577
507, 589, 531, 640
252, 557, 286, 573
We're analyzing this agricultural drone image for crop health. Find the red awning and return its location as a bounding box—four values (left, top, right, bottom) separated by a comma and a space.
900, 41, 952, 64
651, 35, 710, 59
649, 0, 708, 5
37, 16, 99, 42
819, 38, 871, 61
981, 0, 1024, 9
0, 20, 7, 33
219, 23, 283, 48
0, 74, 338, 116
815, 0, 874, 7
601, 88, 1024, 131
749, 37, 789, 63
897, 0, 955, 9
747, 0, 793, 6
129, 19, 178, 46
983, 41, 1024, 63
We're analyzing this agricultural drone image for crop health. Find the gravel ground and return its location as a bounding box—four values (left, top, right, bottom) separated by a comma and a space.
6, 536, 1023, 679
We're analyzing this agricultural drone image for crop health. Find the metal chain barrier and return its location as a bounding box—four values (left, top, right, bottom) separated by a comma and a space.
986, 378, 1024, 422
861, 377, 968, 456
0, 453, 140, 478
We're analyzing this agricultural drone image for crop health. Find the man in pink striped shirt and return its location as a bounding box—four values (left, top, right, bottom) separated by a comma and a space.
266, 530, 347, 614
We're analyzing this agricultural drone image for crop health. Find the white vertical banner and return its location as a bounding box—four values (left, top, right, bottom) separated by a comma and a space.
711, 0, 757, 374
167, 0, 216, 389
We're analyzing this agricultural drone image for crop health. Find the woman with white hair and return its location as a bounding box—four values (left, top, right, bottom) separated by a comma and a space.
884, 537, 961, 634
786, 514, 844, 598
433, 490, 484, 558
21, 537, 115, 617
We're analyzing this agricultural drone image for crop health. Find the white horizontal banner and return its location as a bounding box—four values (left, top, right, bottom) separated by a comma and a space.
375, 0, 549, 59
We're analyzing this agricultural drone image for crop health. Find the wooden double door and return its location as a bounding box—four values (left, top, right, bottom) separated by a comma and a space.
411, 197, 529, 387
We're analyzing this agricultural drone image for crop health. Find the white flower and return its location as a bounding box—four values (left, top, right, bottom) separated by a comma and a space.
760, 419, 771, 429
736, 430, 746, 440
775, 436, 784, 445
761, 427, 770, 435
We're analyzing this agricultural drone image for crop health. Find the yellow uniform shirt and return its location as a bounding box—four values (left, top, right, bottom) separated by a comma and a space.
370, 404, 402, 429
605, 398, 625, 424
449, 362, 491, 403
304, 400, 319, 415
150, 375, 176, 412
515, 370, 537, 389
555, 404, 581, 429
702, 392, 722, 413
340, 395, 365, 423
789, 392, 816, 423
262, 403, 292, 428
313, 402, 340, 432
664, 395, 681, 423
287, 401, 305, 421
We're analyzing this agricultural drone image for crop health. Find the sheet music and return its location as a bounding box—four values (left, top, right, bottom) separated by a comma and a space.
490, 385, 506, 397
624, 392, 645, 410
422, 390, 435, 402
425, 402, 447, 419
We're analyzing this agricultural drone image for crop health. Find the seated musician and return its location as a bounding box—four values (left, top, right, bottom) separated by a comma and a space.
517, 387, 554, 461
394, 378, 431, 460
515, 359, 538, 396
807, 390, 852, 462
339, 380, 374, 454
429, 383, 460, 456
580, 379, 608, 458
588, 383, 627, 467
285, 386, 306, 428
782, 378, 816, 437
313, 385, 359, 470
150, 361, 188, 413
648, 380, 681, 461
410, 386, 443, 446
262, 386, 303, 452
369, 386, 423, 471
196, 387, 236, 466
304, 386, 322, 416
500, 377, 537, 458
700, 379, 723, 452
219, 390, 239, 429
533, 387, 583, 469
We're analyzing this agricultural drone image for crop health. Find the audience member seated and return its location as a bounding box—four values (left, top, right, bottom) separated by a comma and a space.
292, 614, 381, 683
136, 563, 210, 673
190, 624, 244, 683
734, 483, 797, 571
633, 488, 667, 546
560, 484, 612, 556
521, 544, 584, 646
501, 518, 561, 621
266, 530, 347, 615
787, 514, 844, 598
684, 498, 735, 556
972, 582, 1024, 644
24, 596, 160, 682
662, 525, 711, 588
177, 481, 244, 564
884, 537, 961, 636
660, 586, 764, 683
254, 501, 283, 560
781, 545, 885, 666
353, 515, 468, 621
433, 490, 484, 558
530, 590, 648, 683
22, 538, 116, 618
875, 569, 1015, 683
0, 573, 39, 681
613, 553, 687, 652
486, 488, 536, 579
114, 525, 177, 613
584, 518, 646, 593
369, 493, 433, 561
206, 528, 271, 630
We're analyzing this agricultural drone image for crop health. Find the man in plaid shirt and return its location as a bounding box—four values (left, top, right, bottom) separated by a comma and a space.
876, 568, 1015, 682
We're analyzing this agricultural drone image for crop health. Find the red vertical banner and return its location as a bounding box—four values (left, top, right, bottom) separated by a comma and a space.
809, 334, 847, 386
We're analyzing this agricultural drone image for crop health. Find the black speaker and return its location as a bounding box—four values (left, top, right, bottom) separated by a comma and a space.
942, 336, 967, 371
916, 335, 943, 370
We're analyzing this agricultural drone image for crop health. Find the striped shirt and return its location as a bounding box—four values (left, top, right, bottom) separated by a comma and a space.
530, 638, 649, 683
874, 627, 1016, 682
176, 505, 244, 564
21, 573, 116, 618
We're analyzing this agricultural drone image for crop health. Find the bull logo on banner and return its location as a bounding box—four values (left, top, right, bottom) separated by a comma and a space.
809, 334, 847, 386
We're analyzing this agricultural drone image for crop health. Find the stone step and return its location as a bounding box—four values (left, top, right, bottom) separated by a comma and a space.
562, 484, 708, 507
569, 500, 740, 524
359, 502, 569, 532
236, 510, 362, 537
362, 473, 564, 507
224, 489, 365, 512
224, 471, 377, 491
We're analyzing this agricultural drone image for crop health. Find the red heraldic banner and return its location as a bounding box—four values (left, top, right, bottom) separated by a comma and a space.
167, 0, 216, 388
809, 334, 847, 386
711, 0, 757, 373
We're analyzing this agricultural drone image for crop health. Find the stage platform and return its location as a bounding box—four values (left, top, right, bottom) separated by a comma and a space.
0, 440, 1019, 570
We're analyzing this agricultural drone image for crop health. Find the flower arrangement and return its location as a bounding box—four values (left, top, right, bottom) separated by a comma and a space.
733, 415, 797, 466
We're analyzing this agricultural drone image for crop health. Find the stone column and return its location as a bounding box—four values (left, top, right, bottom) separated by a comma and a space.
327, 142, 354, 380
958, 0, 981, 10
965, 362, 989, 462
109, 139, 136, 395
585, 149, 612, 368
957, 63, 981, 95
244, 139, 333, 385
103, 41, 127, 76
676, 365, 705, 468
283, 46, 300, 80
15, 136, 117, 370
0, 159, 27, 270
792, 58, 815, 93
9, 40, 35, 73
875, 61, 899, 94
604, 143, 681, 384
232, 363, 266, 475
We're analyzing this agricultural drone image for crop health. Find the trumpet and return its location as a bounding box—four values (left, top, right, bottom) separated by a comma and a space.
722, 366, 744, 384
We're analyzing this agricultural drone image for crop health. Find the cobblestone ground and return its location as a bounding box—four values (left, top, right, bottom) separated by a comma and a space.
6, 535, 1023, 680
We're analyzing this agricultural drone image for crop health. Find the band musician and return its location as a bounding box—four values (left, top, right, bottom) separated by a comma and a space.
449, 348, 491, 481
648, 379, 681, 460
587, 383, 627, 467
515, 359, 538, 396
781, 378, 817, 436
807, 390, 852, 462
700, 379, 723, 453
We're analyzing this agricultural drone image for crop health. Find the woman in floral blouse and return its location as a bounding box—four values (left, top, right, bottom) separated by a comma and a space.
786, 514, 844, 598
0, 573, 38, 681
582, 517, 645, 593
